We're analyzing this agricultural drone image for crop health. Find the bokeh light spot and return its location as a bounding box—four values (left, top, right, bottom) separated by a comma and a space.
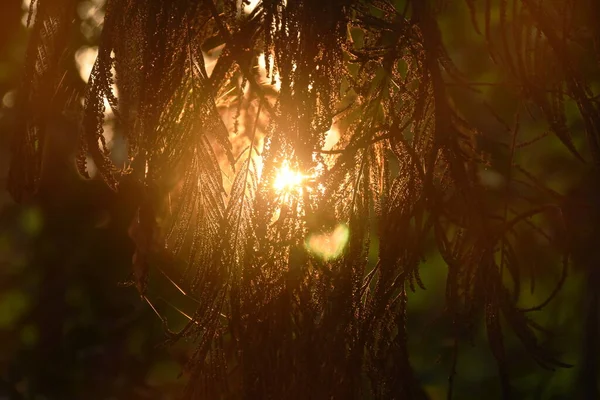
21, 207, 42, 236
305, 224, 349, 261
75, 46, 98, 83
0, 290, 30, 329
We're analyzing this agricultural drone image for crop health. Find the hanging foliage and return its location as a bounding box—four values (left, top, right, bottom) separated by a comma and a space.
8, 0, 600, 398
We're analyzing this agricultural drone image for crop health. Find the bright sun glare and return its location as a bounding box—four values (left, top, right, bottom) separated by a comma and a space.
273, 161, 308, 193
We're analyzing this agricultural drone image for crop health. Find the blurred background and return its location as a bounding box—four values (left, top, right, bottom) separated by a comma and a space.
0, 1, 193, 399
0, 0, 594, 399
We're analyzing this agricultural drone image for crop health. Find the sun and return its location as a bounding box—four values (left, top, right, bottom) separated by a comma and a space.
273, 160, 308, 194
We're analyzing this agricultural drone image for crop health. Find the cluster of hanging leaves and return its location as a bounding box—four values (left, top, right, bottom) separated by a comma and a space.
9, 0, 600, 398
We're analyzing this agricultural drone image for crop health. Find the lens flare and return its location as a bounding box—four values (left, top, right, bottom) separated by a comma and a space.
305, 224, 349, 261
273, 161, 308, 193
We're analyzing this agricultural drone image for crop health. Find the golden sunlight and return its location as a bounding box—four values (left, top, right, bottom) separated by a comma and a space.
305, 224, 349, 261
273, 161, 309, 194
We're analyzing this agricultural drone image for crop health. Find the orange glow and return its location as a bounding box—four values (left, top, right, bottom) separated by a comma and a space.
323, 126, 340, 151
273, 161, 308, 194
258, 53, 282, 92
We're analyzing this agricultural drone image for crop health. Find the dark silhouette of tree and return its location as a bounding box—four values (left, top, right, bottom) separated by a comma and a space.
6, 0, 600, 398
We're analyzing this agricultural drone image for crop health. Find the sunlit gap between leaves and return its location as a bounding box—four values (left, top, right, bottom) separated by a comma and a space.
273, 160, 311, 194
66, 0, 348, 261
272, 161, 349, 260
